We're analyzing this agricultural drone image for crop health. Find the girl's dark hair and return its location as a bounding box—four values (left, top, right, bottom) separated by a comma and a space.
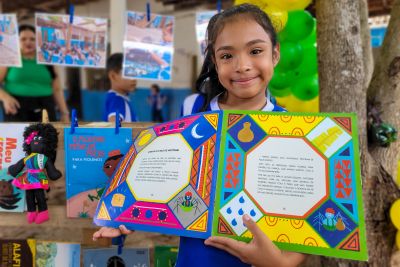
19, 24, 35, 34
195, 4, 278, 111
22, 123, 59, 162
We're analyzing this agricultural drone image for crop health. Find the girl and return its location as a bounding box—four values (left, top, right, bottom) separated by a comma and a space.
93, 4, 305, 267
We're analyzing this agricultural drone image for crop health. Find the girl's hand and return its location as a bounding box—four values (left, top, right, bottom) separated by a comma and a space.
92, 225, 133, 241
2, 93, 20, 115
204, 214, 306, 267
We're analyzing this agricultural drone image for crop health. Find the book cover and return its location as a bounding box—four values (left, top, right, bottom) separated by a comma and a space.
154, 246, 178, 267
0, 239, 36, 267
35, 241, 80, 267
64, 127, 134, 218
83, 248, 149, 267
93, 111, 367, 260
0, 123, 28, 212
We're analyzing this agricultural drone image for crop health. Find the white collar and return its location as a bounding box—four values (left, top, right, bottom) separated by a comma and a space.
209, 93, 275, 111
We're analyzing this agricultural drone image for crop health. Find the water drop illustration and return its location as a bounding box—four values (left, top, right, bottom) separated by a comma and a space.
250, 209, 256, 217
227, 207, 232, 214
238, 208, 244, 215
232, 219, 237, 226
239, 196, 245, 203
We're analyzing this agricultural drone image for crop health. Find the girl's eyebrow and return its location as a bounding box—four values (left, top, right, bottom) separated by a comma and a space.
216, 39, 268, 52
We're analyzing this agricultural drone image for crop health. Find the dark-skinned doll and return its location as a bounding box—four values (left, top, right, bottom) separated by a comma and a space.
8, 123, 62, 224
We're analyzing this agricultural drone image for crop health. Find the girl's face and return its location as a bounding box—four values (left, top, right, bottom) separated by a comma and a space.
20, 30, 36, 56
214, 18, 279, 106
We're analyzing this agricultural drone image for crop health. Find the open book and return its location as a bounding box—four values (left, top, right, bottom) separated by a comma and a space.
93, 110, 367, 260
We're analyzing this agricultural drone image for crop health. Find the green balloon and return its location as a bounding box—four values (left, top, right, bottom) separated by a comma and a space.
293, 44, 318, 77
280, 10, 315, 42
276, 41, 303, 71
299, 24, 317, 46
269, 86, 292, 97
270, 70, 297, 89
291, 75, 319, 100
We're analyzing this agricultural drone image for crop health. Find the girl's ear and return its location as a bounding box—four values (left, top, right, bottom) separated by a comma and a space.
272, 43, 281, 67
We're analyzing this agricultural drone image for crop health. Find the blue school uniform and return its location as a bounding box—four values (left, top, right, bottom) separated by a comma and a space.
103, 90, 137, 122
176, 92, 286, 267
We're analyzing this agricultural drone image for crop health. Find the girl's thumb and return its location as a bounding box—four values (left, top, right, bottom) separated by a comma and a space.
243, 214, 264, 239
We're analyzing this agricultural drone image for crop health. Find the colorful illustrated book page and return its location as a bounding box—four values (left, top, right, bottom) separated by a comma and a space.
64, 127, 134, 218
0, 123, 29, 212
94, 111, 367, 260
35, 241, 80, 267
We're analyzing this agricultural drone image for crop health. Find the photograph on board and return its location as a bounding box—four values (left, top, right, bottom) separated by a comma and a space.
36, 13, 107, 68
0, 14, 21, 67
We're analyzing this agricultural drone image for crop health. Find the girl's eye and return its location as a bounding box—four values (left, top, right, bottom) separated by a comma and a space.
251, 49, 263, 55
220, 54, 232, 60
38, 136, 43, 140
33, 136, 38, 140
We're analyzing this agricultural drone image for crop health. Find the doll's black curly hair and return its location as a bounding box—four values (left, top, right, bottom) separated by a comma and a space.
22, 123, 59, 162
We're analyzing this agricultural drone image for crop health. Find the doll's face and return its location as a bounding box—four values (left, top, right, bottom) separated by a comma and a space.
30, 135, 46, 153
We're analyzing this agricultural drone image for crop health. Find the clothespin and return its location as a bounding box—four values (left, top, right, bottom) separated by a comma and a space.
146, 1, 151, 22
69, 4, 75, 24
70, 109, 78, 134
115, 111, 121, 134
42, 109, 49, 123
112, 234, 126, 255
217, 0, 222, 13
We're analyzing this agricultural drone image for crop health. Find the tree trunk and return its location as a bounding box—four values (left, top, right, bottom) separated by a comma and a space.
368, 0, 400, 178
302, 0, 400, 266
359, 0, 374, 89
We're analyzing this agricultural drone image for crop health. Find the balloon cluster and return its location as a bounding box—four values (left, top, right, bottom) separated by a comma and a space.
234, 0, 318, 112
391, 198, 400, 249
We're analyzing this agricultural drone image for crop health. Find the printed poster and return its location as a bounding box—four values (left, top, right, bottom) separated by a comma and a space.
36, 13, 107, 68
0, 124, 28, 212
123, 11, 174, 81
0, 14, 21, 67
65, 127, 134, 218
195, 11, 217, 58
94, 111, 367, 260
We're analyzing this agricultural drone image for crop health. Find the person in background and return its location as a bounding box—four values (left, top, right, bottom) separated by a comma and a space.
0, 24, 69, 122
103, 53, 138, 122
147, 83, 167, 122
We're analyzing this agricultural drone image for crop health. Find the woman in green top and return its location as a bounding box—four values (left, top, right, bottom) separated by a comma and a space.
0, 25, 69, 122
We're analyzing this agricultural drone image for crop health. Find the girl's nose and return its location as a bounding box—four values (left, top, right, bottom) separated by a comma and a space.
235, 55, 251, 72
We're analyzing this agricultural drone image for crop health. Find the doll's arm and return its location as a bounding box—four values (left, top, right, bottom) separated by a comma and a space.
8, 159, 26, 177
45, 161, 62, 180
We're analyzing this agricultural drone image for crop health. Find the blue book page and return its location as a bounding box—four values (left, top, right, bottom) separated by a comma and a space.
64, 127, 133, 218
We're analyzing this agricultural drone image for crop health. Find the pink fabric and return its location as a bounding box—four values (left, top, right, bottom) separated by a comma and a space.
12, 179, 49, 190
35, 210, 49, 224
25, 131, 39, 145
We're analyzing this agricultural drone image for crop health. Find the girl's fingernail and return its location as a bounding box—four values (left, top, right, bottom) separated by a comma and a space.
243, 214, 250, 221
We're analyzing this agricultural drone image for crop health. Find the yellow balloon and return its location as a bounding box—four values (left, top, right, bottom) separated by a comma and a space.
273, 0, 313, 11
263, 4, 288, 32
391, 199, 400, 230
397, 160, 400, 186
234, 0, 262, 6
397, 231, 400, 249
277, 94, 319, 112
